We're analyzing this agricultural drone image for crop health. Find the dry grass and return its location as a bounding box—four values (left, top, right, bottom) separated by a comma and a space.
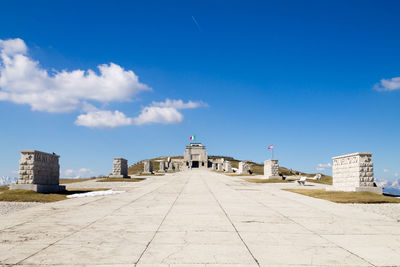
97, 178, 146, 182
244, 178, 292, 183
285, 189, 400, 204
306, 175, 332, 185
0, 188, 110, 202
60, 178, 97, 184
0, 185, 9, 193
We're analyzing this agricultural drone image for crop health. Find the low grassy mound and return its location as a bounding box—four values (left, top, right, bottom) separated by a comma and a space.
285, 189, 400, 204
0, 188, 110, 203
97, 178, 146, 182
244, 178, 293, 183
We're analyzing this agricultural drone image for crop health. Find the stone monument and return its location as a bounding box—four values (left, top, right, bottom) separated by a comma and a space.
264, 159, 280, 179
238, 161, 250, 174
223, 161, 232, 173
183, 143, 208, 169
143, 160, 153, 174
217, 163, 223, 172
159, 161, 166, 172
109, 158, 129, 178
10, 150, 65, 193
212, 163, 217, 171
330, 152, 382, 193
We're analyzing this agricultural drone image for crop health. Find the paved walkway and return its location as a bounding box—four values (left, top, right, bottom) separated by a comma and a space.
1, 170, 400, 266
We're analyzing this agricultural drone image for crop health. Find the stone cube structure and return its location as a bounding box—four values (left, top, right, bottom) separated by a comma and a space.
264, 159, 280, 179
217, 163, 223, 172
238, 161, 250, 174
143, 160, 153, 174
10, 150, 65, 193
159, 161, 166, 172
223, 161, 232, 173
109, 158, 129, 178
330, 152, 381, 193
212, 163, 217, 171
173, 162, 180, 171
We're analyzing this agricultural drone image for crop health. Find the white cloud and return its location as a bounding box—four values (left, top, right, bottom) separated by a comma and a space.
374, 77, 400, 91
0, 38, 208, 128
133, 106, 183, 125
316, 163, 332, 171
63, 168, 94, 178
0, 38, 150, 113
75, 110, 132, 128
75, 99, 207, 128
384, 169, 389, 173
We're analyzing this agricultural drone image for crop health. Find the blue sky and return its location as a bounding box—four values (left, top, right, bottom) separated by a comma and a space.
0, 0, 399, 181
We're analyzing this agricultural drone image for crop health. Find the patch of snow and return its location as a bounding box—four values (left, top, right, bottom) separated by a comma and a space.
67, 190, 125, 198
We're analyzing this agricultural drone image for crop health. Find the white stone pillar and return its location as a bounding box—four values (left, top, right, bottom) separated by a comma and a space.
264, 159, 280, 179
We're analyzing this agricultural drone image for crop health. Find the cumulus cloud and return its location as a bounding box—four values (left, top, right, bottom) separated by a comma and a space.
374, 77, 400, 91
0, 38, 208, 128
0, 38, 150, 113
316, 163, 332, 171
75, 99, 207, 128
63, 168, 94, 178
75, 110, 133, 128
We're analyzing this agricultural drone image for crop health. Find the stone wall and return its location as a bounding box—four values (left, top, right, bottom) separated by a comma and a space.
110, 158, 128, 178
331, 152, 381, 193
264, 159, 280, 179
11, 150, 65, 193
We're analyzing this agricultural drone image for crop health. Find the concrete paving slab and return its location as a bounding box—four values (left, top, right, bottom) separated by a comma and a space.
1, 169, 399, 266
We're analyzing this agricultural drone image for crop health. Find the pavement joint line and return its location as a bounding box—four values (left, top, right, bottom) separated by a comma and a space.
134, 173, 190, 266
222, 174, 377, 267
200, 172, 261, 267
14, 177, 175, 265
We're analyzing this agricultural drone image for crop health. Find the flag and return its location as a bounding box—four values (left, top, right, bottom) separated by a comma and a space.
190, 135, 196, 141
267, 145, 274, 150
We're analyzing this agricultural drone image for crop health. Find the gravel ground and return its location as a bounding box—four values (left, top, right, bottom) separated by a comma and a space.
0, 201, 42, 216
347, 203, 400, 221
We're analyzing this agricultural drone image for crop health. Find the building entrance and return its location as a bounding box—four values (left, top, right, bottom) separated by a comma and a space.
192, 161, 199, 168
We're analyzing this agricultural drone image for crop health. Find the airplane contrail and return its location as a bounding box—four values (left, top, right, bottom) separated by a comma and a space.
192, 16, 202, 32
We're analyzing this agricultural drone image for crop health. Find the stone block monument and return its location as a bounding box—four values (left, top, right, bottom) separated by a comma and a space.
212, 163, 217, 171
238, 161, 250, 174
109, 158, 129, 178
143, 160, 153, 174
330, 152, 382, 193
223, 161, 232, 173
173, 162, 180, 171
159, 161, 166, 172
217, 163, 223, 172
264, 159, 280, 179
10, 150, 65, 193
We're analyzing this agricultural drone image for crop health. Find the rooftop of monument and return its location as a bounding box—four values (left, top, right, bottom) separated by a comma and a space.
332, 152, 373, 159
20, 150, 60, 157
186, 143, 205, 147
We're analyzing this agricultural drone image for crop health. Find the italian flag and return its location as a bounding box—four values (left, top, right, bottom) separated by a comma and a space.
190, 136, 196, 141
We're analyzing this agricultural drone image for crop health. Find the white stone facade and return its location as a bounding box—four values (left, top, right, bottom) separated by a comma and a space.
143, 160, 153, 174
331, 152, 381, 193
238, 161, 250, 174
184, 143, 208, 169
264, 159, 280, 179
159, 161, 166, 172
110, 158, 128, 178
223, 161, 232, 173
11, 150, 65, 193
